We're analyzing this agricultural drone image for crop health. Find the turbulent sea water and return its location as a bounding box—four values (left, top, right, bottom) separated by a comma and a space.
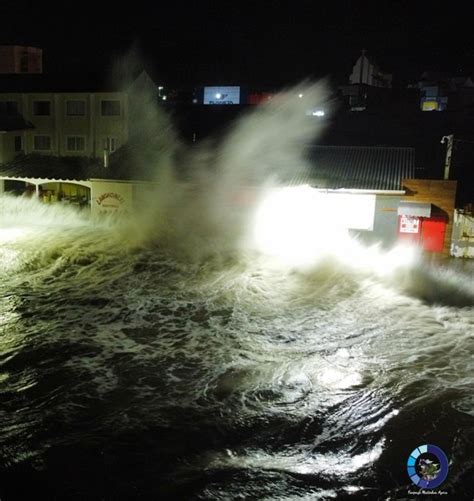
0, 195, 473, 500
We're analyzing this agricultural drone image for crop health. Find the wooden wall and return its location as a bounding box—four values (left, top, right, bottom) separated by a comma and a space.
402, 179, 457, 256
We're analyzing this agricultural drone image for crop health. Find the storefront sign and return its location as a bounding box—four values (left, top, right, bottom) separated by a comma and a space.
400, 215, 420, 233
96, 192, 125, 209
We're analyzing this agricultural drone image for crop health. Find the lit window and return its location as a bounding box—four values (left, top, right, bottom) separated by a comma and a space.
66, 136, 85, 151
34, 135, 51, 150
66, 100, 86, 116
33, 101, 51, 116
101, 100, 121, 116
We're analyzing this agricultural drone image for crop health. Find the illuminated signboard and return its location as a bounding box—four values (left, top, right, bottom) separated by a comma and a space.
399, 215, 420, 233
421, 97, 448, 111
422, 100, 439, 111
203, 86, 240, 105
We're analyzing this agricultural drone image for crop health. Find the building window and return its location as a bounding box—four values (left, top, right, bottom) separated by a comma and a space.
101, 100, 121, 116
14, 136, 22, 152
66, 100, 86, 116
34, 135, 52, 150
66, 136, 85, 152
103, 137, 117, 152
0, 101, 18, 115
33, 101, 51, 116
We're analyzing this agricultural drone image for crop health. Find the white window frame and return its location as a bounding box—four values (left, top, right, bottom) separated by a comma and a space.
33, 135, 52, 151
65, 99, 86, 117
103, 136, 117, 153
32, 100, 52, 116
66, 135, 86, 152
100, 100, 121, 117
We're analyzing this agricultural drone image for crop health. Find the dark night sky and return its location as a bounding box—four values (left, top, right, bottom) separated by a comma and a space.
1, 1, 473, 88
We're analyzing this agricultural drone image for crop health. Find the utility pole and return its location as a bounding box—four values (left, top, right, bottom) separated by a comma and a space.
441, 134, 454, 180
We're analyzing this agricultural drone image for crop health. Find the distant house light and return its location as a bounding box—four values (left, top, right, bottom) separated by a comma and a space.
162, 95, 167, 101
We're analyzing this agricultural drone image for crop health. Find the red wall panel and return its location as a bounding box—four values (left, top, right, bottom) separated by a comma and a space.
421, 217, 446, 252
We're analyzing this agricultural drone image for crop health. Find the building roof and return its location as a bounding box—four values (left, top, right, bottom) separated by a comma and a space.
0, 67, 158, 94
296, 145, 416, 190
0, 115, 33, 131
0, 73, 124, 93
0, 148, 163, 182
0, 145, 416, 191
0, 154, 103, 180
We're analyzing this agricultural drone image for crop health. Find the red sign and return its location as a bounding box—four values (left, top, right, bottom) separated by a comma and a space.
399, 215, 420, 233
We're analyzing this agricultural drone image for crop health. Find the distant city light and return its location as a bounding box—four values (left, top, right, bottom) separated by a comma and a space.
312, 110, 325, 117
192, 98, 198, 104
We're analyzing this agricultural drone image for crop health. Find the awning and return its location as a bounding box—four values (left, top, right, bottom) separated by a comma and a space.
397, 201, 432, 217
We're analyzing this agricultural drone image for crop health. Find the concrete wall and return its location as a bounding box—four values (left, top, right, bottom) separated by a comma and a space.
351, 195, 401, 248
451, 210, 474, 258
0, 132, 21, 164
90, 179, 134, 217
0, 92, 128, 158
0, 133, 18, 164
90, 179, 162, 218
402, 179, 457, 256
372, 195, 401, 247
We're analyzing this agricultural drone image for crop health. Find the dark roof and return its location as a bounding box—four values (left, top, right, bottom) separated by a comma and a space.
297, 145, 415, 190
0, 145, 416, 191
0, 73, 124, 93
0, 154, 104, 180
0, 148, 162, 182
0, 115, 33, 131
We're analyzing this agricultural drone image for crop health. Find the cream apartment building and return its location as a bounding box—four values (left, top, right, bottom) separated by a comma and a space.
0, 77, 129, 164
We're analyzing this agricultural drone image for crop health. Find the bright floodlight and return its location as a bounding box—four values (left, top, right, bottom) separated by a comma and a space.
252, 186, 418, 272
298, 93, 304, 98
253, 185, 349, 267
312, 110, 325, 117
215, 93, 222, 99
